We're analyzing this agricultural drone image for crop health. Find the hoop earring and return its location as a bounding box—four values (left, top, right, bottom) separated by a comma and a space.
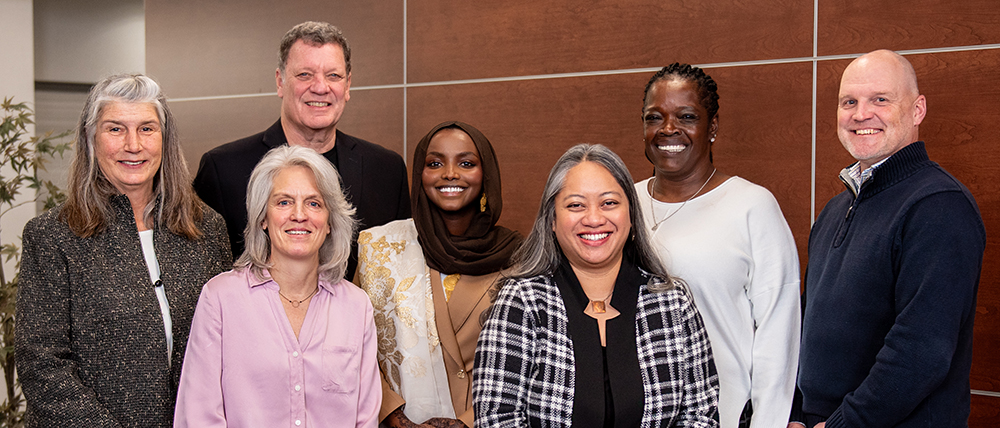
480, 193, 487, 212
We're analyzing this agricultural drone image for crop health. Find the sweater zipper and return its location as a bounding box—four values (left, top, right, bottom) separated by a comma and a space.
833, 174, 863, 247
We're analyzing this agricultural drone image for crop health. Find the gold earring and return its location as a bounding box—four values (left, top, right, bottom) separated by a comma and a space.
480, 193, 487, 212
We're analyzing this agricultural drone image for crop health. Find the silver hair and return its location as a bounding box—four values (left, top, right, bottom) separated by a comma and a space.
506, 144, 675, 291
62, 73, 207, 239
235, 145, 357, 281
84, 74, 167, 225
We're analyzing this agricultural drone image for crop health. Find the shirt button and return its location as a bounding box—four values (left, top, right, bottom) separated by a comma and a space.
292, 351, 299, 357
295, 384, 301, 391
295, 420, 301, 426
457, 369, 467, 379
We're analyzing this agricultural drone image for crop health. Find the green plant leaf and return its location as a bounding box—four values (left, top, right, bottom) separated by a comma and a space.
0, 96, 68, 425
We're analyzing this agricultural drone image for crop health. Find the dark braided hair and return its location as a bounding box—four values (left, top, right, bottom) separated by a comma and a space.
643, 63, 720, 120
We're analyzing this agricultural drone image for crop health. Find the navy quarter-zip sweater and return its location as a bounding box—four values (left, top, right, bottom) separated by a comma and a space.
798, 141, 985, 427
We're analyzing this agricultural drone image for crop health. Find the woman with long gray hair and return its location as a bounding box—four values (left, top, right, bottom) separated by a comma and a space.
473, 144, 719, 427
15, 73, 231, 427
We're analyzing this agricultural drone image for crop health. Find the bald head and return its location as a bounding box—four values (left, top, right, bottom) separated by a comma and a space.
837, 49, 927, 169
842, 49, 920, 97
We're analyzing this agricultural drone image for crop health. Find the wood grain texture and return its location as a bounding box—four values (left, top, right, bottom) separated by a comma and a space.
406, 63, 813, 262
406, 0, 812, 83
705, 63, 813, 276
970, 394, 1000, 427
144, 0, 1000, 401
406, 74, 651, 235
146, 0, 404, 99
818, 0, 1000, 56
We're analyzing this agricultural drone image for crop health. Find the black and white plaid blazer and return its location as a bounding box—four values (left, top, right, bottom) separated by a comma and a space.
473, 268, 719, 427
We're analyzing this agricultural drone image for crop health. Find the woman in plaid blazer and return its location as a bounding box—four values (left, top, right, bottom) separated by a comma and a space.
473, 144, 719, 427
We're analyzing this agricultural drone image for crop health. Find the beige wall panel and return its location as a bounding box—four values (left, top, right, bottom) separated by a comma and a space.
818, 0, 1000, 55
816, 51, 1000, 398
170, 95, 281, 177
406, 0, 813, 83
171, 87, 405, 178
146, 0, 404, 99
338, 87, 406, 157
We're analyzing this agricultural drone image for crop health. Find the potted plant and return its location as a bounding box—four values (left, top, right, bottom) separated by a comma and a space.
0, 97, 70, 427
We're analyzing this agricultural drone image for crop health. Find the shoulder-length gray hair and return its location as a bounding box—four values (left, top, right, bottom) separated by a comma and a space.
59, 73, 204, 239
236, 145, 357, 281
506, 144, 675, 291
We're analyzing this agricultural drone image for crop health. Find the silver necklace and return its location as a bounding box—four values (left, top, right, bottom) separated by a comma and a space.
649, 168, 716, 231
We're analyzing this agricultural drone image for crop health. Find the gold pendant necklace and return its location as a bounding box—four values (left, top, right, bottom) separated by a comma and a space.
584, 287, 620, 347
586, 287, 614, 314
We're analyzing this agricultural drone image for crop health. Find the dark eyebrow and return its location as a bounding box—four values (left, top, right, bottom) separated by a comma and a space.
426, 151, 478, 158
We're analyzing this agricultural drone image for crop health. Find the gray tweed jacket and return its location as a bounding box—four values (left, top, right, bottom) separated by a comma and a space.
15, 195, 231, 427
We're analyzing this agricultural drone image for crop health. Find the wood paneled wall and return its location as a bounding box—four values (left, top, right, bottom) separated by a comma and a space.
146, 0, 1000, 423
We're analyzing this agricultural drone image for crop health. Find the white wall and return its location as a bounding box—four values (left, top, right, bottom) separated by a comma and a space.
0, 0, 38, 276
34, 0, 145, 83
0, 0, 37, 406
32, 0, 147, 209
0, 0, 35, 114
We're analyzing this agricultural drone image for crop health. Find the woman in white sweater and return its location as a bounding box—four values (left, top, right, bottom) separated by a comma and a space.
635, 63, 801, 428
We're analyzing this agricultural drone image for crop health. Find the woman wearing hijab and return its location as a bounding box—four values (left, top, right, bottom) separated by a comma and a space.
356, 121, 523, 428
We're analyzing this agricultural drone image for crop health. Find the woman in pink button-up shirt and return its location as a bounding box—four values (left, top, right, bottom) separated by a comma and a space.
175, 145, 381, 427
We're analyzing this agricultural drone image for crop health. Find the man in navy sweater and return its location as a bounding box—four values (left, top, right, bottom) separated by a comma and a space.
791, 50, 986, 427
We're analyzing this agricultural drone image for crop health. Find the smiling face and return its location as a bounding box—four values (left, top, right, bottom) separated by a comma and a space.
94, 101, 163, 202
837, 50, 926, 170
642, 78, 718, 180
421, 128, 484, 213
264, 165, 331, 264
553, 161, 632, 275
277, 40, 351, 136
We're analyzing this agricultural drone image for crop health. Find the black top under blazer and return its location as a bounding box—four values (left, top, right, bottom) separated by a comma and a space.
193, 119, 411, 278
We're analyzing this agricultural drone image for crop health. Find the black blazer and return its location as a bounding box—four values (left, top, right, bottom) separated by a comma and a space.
16, 197, 231, 427
193, 119, 411, 278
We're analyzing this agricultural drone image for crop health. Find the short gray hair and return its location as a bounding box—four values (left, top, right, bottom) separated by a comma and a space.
506, 144, 674, 290
236, 145, 357, 281
278, 21, 351, 75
